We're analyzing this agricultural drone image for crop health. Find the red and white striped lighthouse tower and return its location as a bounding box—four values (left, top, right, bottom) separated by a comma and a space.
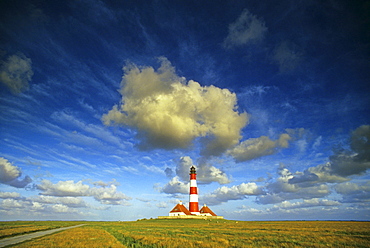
189, 166, 199, 215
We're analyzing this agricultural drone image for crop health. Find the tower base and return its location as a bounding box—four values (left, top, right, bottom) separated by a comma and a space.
157, 215, 224, 220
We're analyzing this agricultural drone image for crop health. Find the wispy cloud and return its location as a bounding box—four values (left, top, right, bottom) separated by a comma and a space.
156, 202, 168, 208
51, 110, 126, 149
0, 53, 33, 94
272, 41, 303, 73
223, 9, 267, 49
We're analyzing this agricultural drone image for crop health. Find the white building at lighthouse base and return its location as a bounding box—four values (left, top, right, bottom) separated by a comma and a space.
158, 202, 224, 220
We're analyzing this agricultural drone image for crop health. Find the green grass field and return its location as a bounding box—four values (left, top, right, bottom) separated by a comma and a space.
1, 219, 369, 247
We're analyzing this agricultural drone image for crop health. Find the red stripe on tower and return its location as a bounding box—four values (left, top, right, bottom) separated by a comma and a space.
189, 166, 199, 215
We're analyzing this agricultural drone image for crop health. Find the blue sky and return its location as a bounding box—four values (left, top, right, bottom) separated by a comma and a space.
0, 0, 369, 221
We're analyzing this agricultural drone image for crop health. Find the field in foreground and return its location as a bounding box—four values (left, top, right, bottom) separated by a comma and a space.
1, 219, 369, 247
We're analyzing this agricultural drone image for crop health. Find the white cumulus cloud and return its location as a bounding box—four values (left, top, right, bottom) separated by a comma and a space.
0, 157, 20, 183
275, 198, 340, 210
36, 179, 131, 205
289, 125, 370, 184
37, 180, 90, 196
257, 165, 331, 205
102, 58, 248, 156
31, 195, 88, 208
0, 157, 32, 188
0, 191, 21, 199
335, 181, 370, 203
176, 156, 231, 185
201, 182, 264, 205
90, 184, 132, 205
158, 176, 189, 195
228, 133, 292, 162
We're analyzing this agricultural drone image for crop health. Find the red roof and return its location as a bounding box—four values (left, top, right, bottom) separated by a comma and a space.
169, 203, 192, 215
200, 205, 217, 216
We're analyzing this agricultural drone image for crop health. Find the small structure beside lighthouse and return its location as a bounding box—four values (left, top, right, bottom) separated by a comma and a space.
199, 204, 217, 216
159, 166, 223, 220
169, 201, 191, 216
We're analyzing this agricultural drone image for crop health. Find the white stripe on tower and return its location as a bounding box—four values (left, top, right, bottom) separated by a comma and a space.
189, 165, 199, 215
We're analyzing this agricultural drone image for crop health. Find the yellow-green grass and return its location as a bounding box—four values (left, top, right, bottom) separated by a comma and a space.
0, 221, 83, 239
98, 219, 370, 248
2, 219, 370, 247
13, 226, 126, 248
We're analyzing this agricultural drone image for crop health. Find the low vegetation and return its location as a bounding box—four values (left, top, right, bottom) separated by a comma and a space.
0, 221, 81, 239
14, 226, 125, 248
1, 219, 369, 247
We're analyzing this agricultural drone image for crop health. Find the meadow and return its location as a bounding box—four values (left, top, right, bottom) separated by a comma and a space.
0, 221, 83, 239
1, 219, 369, 247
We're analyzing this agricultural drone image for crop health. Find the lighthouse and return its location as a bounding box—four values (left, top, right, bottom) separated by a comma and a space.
163, 165, 223, 219
189, 166, 200, 215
